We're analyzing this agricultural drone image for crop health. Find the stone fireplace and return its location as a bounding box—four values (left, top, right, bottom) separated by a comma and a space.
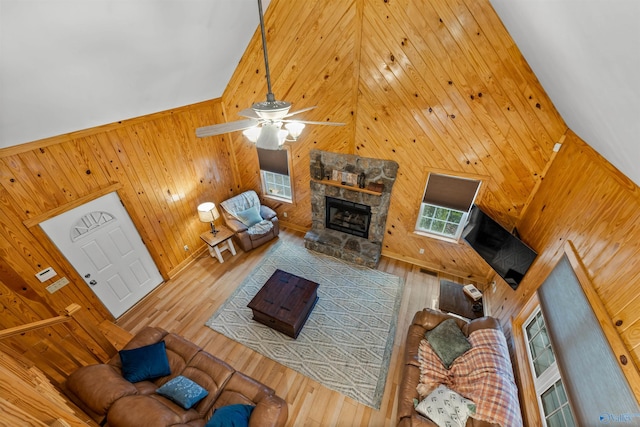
304, 150, 399, 267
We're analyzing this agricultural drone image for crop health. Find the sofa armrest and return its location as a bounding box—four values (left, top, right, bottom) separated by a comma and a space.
65, 364, 138, 415
260, 205, 277, 221
250, 394, 288, 427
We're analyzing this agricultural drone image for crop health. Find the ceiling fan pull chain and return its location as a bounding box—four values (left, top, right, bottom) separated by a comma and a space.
257, 0, 275, 103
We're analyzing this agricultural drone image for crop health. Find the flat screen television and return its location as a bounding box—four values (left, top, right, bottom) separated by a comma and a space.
462, 205, 537, 290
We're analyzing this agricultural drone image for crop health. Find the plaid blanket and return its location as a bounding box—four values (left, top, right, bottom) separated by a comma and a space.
418, 329, 523, 427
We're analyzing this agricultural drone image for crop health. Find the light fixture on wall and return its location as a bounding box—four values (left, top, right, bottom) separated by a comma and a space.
242, 121, 306, 150
197, 202, 220, 236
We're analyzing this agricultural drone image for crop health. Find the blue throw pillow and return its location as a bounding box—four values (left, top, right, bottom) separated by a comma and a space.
235, 206, 262, 227
119, 340, 171, 383
156, 375, 209, 409
205, 404, 255, 427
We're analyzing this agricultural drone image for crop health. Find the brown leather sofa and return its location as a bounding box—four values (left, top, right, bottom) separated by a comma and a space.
64, 327, 288, 427
219, 190, 279, 252
397, 308, 502, 427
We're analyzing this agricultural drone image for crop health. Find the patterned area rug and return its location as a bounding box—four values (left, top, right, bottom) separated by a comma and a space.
205, 241, 404, 409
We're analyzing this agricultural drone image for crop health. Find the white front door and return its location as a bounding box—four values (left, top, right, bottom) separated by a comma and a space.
40, 192, 163, 318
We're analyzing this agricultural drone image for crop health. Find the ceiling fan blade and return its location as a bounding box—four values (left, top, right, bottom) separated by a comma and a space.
283, 106, 317, 118
282, 120, 345, 126
238, 108, 261, 119
196, 119, 259, 138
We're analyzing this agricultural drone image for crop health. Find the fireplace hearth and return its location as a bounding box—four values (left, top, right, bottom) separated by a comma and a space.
325, 197, 371, 239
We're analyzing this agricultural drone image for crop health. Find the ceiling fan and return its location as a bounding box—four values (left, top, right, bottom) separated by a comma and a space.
195, 0, 344, 150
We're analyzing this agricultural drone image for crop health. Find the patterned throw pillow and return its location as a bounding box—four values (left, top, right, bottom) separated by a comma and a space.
156, 375, 209, 409
414, 384, 476, 427
425, 319, 471, 368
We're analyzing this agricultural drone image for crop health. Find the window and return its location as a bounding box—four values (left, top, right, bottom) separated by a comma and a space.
415, 173, 481, 240
257, 148, 293, 203
524, 307, 576, 427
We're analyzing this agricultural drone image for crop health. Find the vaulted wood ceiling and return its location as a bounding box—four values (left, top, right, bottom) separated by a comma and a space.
2, 0, 638, 185
219, 0, 566, 280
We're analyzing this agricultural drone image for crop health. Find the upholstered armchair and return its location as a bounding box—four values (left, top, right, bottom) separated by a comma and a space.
219, 190, 279, 252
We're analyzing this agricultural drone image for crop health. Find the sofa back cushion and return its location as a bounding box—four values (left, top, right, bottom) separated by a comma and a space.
160, 333, 202, 382
109, 327, 201, 386
110, 326, 169, 366
412, 308, 502, 337
180, 350, 235, 416
413, 309, 467, 332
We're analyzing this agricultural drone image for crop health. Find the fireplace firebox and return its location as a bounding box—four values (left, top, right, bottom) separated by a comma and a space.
325, 196, 371, 239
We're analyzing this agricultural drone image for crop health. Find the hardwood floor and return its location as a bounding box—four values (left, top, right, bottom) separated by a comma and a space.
115, 228, 451, 426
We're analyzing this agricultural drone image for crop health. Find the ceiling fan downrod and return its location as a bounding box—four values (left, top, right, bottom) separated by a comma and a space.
257, 0, 275, 103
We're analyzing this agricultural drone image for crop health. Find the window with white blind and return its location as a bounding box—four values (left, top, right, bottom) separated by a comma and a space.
415, 173, 481, 240
524, 307, 576, 427
257, 148, 293, 203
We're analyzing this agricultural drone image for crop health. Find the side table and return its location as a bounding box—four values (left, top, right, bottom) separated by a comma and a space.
200, 226, 236, 263
438, 280, 484, 320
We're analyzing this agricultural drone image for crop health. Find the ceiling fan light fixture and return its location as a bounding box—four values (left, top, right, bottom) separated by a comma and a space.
285, 121, 305, 140
256, 123, 288, 150
242, 126, 261, 143
252, 100, 291, 119
194, 0, 344, 148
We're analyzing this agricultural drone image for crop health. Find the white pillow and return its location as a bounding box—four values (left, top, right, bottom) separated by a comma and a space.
414, 384, 476, 427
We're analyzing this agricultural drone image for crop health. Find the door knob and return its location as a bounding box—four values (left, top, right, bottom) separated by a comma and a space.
89, 280, 97, 286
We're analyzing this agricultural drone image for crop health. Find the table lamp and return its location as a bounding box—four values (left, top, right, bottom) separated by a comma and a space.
197, 202, 220, 235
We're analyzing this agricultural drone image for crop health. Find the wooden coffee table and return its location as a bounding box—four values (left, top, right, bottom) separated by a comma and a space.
247, 269, 319, 339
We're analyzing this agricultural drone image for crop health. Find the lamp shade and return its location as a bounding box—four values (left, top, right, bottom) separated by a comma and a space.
197, 202, 220, 223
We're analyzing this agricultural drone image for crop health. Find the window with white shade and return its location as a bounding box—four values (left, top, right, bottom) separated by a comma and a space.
257, 148, 293, 203
415, 173, 481, 240
524, 307, 576, 427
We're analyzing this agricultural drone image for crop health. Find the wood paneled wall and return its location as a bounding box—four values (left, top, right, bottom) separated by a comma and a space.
219, 0, 567, 281
0, 100, 236, 379
504, 130, 640, 373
